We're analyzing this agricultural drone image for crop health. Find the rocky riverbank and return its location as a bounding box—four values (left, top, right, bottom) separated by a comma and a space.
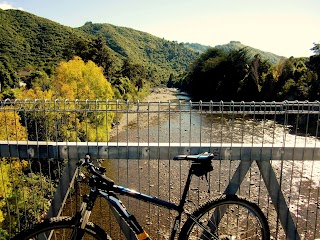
109, 88, 180, 139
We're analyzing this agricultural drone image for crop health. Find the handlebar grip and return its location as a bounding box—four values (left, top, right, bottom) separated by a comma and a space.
173, 153, 213, 161
173, 155, 198, 160
173, 155, 188, 160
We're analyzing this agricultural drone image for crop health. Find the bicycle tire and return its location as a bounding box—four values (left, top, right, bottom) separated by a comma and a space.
10, 216, 111, 240
179, 195, 270, 240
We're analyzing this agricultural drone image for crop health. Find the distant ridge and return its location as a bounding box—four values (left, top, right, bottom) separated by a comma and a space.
215, 41, 286, 64
183, 42, 211, 53
184, 41, 286, 65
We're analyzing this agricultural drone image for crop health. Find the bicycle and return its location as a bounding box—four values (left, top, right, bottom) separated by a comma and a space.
12, 152, 270, 240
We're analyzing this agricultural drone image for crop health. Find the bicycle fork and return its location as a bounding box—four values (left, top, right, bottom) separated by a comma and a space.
69, 195, 94, 240
100, 191, 151, 240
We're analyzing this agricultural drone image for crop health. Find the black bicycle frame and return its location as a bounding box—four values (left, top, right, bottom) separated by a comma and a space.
93, 166, 194, 240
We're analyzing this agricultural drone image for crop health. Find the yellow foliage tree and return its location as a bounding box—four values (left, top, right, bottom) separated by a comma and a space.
51, 57, 115, 141
13, 86, 54, 100
0, 110, 27, 227
0, 108, 27, 141
53, 57, 114, 100
0, 159, 28, 224
10, 57, 116, 142
0, 158, 52, 236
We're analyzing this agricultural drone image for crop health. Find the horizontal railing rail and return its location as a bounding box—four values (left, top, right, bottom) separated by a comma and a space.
1, 141, 319, 161
1, 99, 320, 114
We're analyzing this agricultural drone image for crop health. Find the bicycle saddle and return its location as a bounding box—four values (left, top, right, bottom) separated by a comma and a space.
174, 152, 214, 177
173, 152, 214, 161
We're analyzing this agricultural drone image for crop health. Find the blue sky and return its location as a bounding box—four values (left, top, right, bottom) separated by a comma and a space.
1, 0, 319, 57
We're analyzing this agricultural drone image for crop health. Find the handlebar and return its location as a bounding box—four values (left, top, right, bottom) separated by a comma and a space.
78, 154, 114, 188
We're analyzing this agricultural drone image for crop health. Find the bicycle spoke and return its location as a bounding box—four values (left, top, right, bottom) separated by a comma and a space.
185, 201, 265, 239
187, 214, 220, 240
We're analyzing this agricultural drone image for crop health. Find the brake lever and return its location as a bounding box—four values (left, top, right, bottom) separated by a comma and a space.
76, 170, 86, 182
77, 158, 85, 166
98, 166, 106, 174
75, 162, 86, 182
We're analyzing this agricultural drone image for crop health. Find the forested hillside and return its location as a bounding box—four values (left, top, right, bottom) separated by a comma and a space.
0, 9, 88, 69
0, 9, 199, 92
78, 22, 199, 84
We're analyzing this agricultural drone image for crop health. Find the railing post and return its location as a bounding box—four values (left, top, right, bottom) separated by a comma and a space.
257, 160, 300, 240
46, 159, 78, 218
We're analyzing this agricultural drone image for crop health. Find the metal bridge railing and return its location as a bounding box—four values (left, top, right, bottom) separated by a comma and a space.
0, 99, 320, 239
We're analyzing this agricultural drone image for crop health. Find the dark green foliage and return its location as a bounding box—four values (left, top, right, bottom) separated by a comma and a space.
180, 47, 319, 102
311, 42, 320, 55
184, 40, 278, 58
276, 57, 317, 100
19, 111, 48, 141
0, 56, 18, 91
307, 42, 320, 99
0, 228, 8, 240
66, 36, 121, 78
182, 48, 254, 101
0, 9, 88, 70
121, 58, 147, 91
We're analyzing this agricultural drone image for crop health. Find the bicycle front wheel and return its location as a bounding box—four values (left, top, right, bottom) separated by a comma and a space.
11, 216, 111, 240
179, 195, 270, 240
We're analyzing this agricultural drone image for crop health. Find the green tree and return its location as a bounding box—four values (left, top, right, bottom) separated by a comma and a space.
0, 57, 17, 92
68, 37, 118, 79
20, 70, 51, 91
311, 42, 320, 55
246, 54, 274, 101
277, 57, 317, 100
307, 42, 320, 99
183, 48, 227, 100
183, 47, 252, 101
121, 58, 147, 91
